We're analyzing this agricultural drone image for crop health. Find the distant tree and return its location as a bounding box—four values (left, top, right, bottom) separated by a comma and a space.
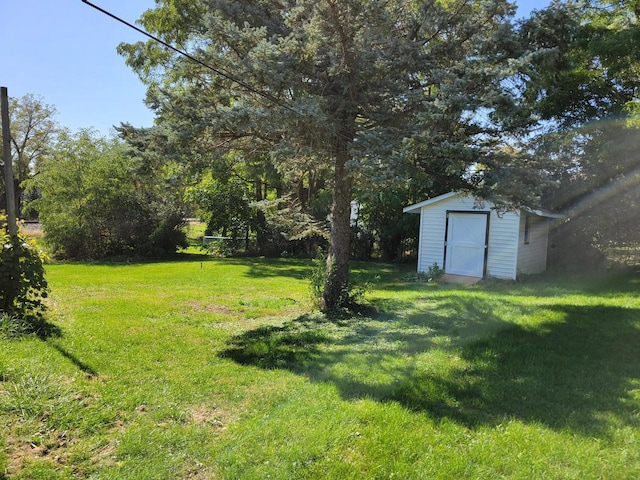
0, 94, 58, 217
26, 129, 187, 259
514, 0, 639, 128
512, 0, 640, 266
185, 168, 251, 245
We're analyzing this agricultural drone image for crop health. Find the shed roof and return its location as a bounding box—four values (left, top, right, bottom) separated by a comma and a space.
403, 191, 564, 218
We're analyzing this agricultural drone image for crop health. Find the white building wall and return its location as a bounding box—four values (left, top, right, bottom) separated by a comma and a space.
516, 214, 550, 275
417, 194, 491, 273
486, 211, 519, 279
416, 194, 520, 280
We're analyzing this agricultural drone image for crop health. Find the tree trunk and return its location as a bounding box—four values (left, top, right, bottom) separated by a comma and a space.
254, 176, 267, 253
323, 146, 353, 311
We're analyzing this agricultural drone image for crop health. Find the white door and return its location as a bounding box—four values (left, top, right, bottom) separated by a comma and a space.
445, 213, 488, 277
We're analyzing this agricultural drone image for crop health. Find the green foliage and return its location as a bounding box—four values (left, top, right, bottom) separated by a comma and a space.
543, 119, 640, 269
403, 262, 445, 283
502, 0, 640, 262
26, 129, 187, 259
138, 213, 188, 258
308, 250, 328, 309
0, 216, 49, 322
426, 262, 445, 281
118, 0, 526, 310
185, 171, 251, 239
253, 196, 329, 257
309, 250, 373, 313
355, 189, 421, 261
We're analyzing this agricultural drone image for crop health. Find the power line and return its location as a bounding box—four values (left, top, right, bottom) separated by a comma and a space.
81, 0, 301, 115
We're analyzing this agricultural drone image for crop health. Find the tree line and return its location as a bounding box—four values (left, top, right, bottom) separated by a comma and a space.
2, 0, 639, 311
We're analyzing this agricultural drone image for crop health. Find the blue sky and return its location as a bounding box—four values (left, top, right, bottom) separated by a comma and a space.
1, 0, 550, 136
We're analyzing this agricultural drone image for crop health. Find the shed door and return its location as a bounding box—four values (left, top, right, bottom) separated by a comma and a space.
445, 212, 488, 277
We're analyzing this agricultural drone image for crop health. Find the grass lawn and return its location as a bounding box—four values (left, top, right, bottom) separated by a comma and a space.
1, 254, 639, 479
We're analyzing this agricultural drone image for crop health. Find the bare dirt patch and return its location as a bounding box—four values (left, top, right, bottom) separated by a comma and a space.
188, 301, 235, 316
188, 403, 238, 431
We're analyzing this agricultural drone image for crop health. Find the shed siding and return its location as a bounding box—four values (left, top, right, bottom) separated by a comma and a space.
416, 194, 521, 280
486, 211, 519, 279
516, 215, 550, 275
417, 195, 491, 274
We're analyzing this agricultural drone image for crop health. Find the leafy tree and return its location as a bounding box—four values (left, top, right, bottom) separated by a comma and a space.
512, 0, 640, 266
0, 94, 58, 217
26, 129, 187, 259
187, 173, 249, 237
119, 0, 522, 310
514, 0, 640, 128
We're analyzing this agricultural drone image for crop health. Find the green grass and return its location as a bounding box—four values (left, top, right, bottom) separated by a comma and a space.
1, 256, 639, 478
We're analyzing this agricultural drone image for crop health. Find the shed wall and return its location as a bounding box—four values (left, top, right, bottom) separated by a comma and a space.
486, 211, 519, 279
416, 194, 520, 279
516, 214, 550, 275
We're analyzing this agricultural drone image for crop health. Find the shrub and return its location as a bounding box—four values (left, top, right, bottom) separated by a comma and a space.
309, 249, 375, 313
426, 262, 445, 281
26, 130, 188, 260
0, 217, 49, 321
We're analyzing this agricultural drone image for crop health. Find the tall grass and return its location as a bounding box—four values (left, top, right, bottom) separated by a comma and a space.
1, 257, 639, 478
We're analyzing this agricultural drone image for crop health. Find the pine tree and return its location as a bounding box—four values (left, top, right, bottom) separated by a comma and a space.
119, 0, 520, 310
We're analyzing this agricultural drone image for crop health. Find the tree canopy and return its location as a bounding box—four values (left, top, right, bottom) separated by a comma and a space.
27, 129, 187, 259
118, 0, 525, 309
513, 0, 640, 266
0, 94, 58, 218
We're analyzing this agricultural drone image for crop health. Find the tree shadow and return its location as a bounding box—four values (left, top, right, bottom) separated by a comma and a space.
0, 315, 62, 340
48, 342, 98, 376
239, 258, 311, 280
32, 316, 62, 340
2, 315, 99, 376
221, 288, 640, 437
392, 304, 640, 436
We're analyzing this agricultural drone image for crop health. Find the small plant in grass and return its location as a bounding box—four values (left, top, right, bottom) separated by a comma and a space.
426, 262, 445, 281
403, 263, 445, 283
0, 215, 49, 332
0, 313, 33, 338
309, 250, 375, 313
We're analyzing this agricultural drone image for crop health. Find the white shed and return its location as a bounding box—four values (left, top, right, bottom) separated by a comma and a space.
404, 192, 563, 280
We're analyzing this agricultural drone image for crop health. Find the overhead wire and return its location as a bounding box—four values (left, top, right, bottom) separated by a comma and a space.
81, 0, 302, 116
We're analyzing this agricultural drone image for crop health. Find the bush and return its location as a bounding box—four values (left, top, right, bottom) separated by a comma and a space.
26, 130, 189, 260
309, 250, 375, 313
137, 213, 188, 258
0, 217, 49, 321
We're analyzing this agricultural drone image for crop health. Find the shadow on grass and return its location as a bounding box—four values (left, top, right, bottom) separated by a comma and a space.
221, 280, 640, 437
1, 315, 100, 376
0, 315, 61, 340
393, 304, 640, 436
49, 342, 98, 376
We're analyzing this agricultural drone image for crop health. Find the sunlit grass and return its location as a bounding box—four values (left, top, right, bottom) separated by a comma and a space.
1, 257, 639, 478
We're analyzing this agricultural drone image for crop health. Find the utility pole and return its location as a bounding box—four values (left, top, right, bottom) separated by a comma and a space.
1, 86, 17, 236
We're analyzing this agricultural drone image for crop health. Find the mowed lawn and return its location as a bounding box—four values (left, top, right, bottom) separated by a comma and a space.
1, 255, 639, 479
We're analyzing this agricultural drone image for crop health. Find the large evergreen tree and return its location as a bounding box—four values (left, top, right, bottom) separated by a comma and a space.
119, 0, 520, 310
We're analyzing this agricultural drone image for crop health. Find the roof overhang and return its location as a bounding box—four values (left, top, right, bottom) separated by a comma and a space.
522, 208, 565, 219
402, 192, 461, 214
403, 191, 565, 218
